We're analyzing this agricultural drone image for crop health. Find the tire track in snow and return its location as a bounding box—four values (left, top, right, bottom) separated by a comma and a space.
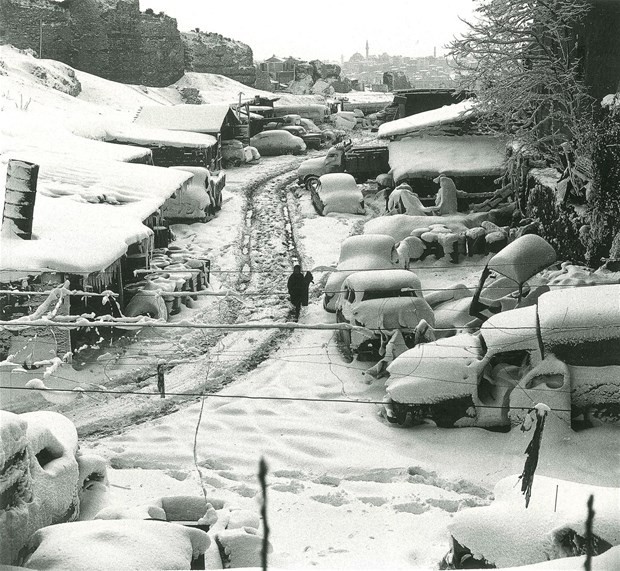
64, 160, 309, 439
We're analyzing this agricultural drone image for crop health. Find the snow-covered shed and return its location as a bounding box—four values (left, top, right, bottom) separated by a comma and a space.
0, 151, 191, 296
104, 123, 219, 170
133, 104, 241, 170
378, 101, 507, 194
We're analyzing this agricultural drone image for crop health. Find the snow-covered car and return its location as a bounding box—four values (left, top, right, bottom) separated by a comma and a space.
441, 475, 620, 569
323, 234, 400, 312
424, 234, 557, 335
384, 283, 620, 428
221, 139, 245, 167
168, 166, 224, 218
281, 126, 322, 150
250, 130, 306, 156
311, 173, 365, 216
335, 269, 434, 358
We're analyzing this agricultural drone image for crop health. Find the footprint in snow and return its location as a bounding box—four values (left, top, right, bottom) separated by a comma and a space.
310, 491, 350, 507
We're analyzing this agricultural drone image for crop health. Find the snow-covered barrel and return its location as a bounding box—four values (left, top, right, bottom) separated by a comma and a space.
1, 159, 39, 240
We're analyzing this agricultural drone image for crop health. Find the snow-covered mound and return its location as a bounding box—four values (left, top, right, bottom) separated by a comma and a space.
0, 411, 80, 565
448, 475, 620, 568
22, 519, 210, 570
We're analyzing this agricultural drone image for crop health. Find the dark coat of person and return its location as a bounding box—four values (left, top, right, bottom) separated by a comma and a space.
287, 269, 314, 307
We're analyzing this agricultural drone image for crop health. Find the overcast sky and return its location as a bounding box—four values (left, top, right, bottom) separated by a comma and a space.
138, 0, 477, 62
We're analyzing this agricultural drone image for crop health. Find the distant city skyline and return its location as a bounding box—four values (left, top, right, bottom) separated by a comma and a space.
138, 0, 477, 63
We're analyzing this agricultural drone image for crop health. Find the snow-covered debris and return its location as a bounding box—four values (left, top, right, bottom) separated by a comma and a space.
602, 92, 620, 110
378, 99, 476, 139
447, 475, 620, 568
0, 411, 81, 565
21, 519, 210, 570
387, 135, 507, 182
0, 152, 191, 275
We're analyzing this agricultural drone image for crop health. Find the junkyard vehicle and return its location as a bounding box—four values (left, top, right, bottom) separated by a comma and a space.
250, 130, 306, 156
335, 269, 434, 358
441, 475, 620, 569
384, 283, 620, 429
221, 139, 245, 167
311, 173, 365, 216
166, 166, 225, 219
298, 140, 389, 190
424, 234, 557, 335
273, 104, 330, 124
323, 234, 401, 312
281, 126, 323, 150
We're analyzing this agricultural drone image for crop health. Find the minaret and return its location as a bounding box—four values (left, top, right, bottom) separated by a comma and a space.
365, 40, 369, 59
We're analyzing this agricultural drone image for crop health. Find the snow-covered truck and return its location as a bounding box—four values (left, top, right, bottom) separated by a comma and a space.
297, 140, 389, 190
384, 283, 620, 429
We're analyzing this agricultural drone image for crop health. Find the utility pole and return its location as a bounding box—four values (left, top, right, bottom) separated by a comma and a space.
39, 20, 43, 59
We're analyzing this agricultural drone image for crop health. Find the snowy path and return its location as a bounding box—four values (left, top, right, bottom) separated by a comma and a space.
87, 164, 620, 569
44, 156, 311, 437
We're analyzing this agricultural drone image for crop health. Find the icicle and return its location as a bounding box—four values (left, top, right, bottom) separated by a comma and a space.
519, 403, 550, 508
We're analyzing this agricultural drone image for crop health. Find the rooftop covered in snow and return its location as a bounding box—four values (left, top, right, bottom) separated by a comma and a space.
103, 123, 218, 149
0, 152, 191, 277
378, 100, 476, 139
0, 111, 152, 164
134, 104, 240, 136
388, 135, 507, 182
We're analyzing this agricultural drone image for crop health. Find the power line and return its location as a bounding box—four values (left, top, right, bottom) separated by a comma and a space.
0, 384, 575, 413
3, 317, 619, 333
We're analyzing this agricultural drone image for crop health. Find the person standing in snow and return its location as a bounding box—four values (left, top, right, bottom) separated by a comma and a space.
287, 264, 313, 320
425, 176, 460, 215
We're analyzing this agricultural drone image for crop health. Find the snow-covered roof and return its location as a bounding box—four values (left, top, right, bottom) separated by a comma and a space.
134, 104, 239, 134
0, 152, 191, 277
388, 135, 506, 182
538, 284, 620, 345
0, 111, 152, 164
343, 269, 422, 296
378, 100, 476, 139
104, 123, 217, 149
337, 234, 397, 267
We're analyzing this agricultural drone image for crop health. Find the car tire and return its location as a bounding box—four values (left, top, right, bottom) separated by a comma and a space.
305, 176, 320, 192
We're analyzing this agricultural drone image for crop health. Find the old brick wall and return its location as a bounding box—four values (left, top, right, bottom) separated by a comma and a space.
0, 0, 73, 63
0, 0, 184, 86
183, 30, 256, 87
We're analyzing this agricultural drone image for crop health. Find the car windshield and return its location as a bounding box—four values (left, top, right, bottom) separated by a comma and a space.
361, 289, 417, 302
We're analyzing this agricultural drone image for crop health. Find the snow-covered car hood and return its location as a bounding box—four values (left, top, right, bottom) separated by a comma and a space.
351, 297, 434, 331
386, 334, 482, 404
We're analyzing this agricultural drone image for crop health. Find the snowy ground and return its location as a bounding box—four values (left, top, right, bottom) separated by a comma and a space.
81, 161, 618, 570
2, 46, 619, 569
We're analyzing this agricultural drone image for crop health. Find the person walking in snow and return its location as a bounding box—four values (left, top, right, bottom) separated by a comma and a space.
287, 264, 313, 320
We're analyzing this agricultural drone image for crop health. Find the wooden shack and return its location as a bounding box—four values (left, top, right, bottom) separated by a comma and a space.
134, 104, 242, 169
